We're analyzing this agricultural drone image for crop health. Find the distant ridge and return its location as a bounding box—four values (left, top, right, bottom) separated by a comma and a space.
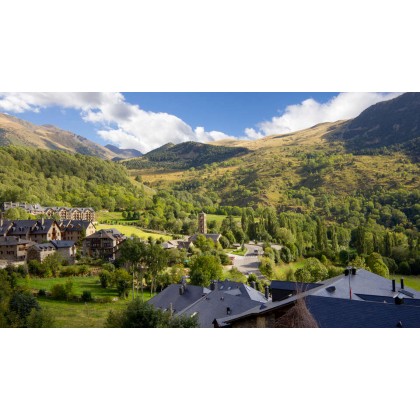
105, 144, 143, 160
0, 113, 132, 160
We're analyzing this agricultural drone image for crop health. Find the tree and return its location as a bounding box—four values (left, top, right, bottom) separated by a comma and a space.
302, 258, 328, 282
295, 268, 311, 283
106, 298, 198, 328
189, 255, 223, 287
280, 246, 293, 263
193, 234, 214, 253
113, 268, 132, 298
366, 252, 389, 277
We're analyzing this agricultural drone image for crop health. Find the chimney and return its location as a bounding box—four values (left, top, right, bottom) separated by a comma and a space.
226, 307, 231, 315
251, 281, 256, 289
264, 285, 270, 300
179, 285, 185, 295
210, 281, 215, 291
395, 294, 404, 305
392, 279, 396, 292
400, 278, 404, 290
351, 268, 357, 275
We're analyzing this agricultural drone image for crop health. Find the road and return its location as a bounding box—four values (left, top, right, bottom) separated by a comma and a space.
227, 243, 266, 279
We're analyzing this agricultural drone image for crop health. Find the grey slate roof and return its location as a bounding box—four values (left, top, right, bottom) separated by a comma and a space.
149, 280, 268, 327
306, 295, 420, 328
311, 269, 420, 300
189, 233, 221, 243
50, 240, 75, 249
60, 220, 92, 231
355, 294, 420, 306
0, 236, 35, 246
31, 243, 55, 251
148, 284, 210, 314
270, 281, 324, 292
177, 290, 263, 328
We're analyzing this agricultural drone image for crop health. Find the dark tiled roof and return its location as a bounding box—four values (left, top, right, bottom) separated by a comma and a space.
311, 269, 420, 300
30, 243, 55, 251
86, 229, 124, 240
270, 281, 324, 292
355, 294, 420, 307
60, 220, 93, 231
148, 284, 210, 314
189, 233, 221, 243
0, 236, 35, 246
306, 295, 420, 328
50, 240, 75, 249
177, 290, 263, 328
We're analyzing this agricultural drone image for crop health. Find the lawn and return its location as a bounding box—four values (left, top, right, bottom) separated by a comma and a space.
273, 260, 306, 279
18, 275, 153, 327
206, 214, 240, 223
96, 223, 172, 241
389, 275, 420, 291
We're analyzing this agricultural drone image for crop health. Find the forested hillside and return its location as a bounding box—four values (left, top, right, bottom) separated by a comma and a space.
124, 141, 249, 170
0, 146, 146, 210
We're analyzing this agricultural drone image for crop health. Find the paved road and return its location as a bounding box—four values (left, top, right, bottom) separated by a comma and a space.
227, 243, 266, 279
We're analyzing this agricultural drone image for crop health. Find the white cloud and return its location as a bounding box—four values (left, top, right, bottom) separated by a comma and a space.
244, 92, 402, 139
0, 92, 232, 153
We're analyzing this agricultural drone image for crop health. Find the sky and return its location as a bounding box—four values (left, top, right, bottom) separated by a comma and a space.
0, 92, 402, 153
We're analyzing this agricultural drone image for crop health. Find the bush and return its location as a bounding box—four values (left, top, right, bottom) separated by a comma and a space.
99, 270, 112, 289
398, 261, 412, 275
38, 289, 46, 297
50, 284, 67, 300
81, 291, 93, 302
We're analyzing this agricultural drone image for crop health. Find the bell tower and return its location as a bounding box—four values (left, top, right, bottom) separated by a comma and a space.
198, 212, 207, 234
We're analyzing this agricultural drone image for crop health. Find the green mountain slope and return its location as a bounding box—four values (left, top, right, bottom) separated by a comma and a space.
123, 141, 249, 170
328, 92, 420, 158
0, 146, 145, 210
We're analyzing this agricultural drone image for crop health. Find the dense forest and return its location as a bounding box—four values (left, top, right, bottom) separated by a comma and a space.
0, 146, 145, 210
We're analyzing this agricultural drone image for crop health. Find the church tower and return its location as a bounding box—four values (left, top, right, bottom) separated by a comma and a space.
198, 212, 207, 234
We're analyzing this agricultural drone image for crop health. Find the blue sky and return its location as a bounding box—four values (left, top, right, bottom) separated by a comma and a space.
0, 92, 401, 153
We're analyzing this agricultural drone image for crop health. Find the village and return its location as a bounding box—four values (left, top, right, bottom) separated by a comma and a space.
1, 202, 420, 328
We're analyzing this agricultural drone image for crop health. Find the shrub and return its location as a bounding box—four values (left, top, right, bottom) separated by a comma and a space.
38, 289, 46, 297
398, 261, 412, 275
81, 291, 93, 302
99, 270, 112, 289
50, 284, 67, 300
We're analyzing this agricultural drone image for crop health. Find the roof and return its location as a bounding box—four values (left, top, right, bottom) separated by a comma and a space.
0, 236, 35, 246
85, 229, 124, 240
270, 281, 324, 292
149, 280, 268, 327
148, 283, 210, 314
355, 294, 420, 307
50, 240, 75, 249
189, 233, 221, 243
30, 243, 56, 251
177, 290, 263, 328
60, 220, 93, 231
311, 269, 420, 300
305, 295, 420, 328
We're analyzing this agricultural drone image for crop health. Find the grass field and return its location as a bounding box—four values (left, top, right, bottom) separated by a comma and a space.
389, 275, 420, 291
273, 260, 306, 279
206, 214, 240, 223
96, 223, 172, 241
18, 275, 153, 327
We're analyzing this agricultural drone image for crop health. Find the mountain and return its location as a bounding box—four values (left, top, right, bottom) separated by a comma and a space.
105, 144, 143, 160
123, 141, 249, 170
328, 92, 420, 157
124, 116, 419, 212
0, 113, 130, 160
0, 146, 145, 210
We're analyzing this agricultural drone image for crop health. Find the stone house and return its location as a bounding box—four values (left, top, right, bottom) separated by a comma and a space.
0, 236, 36, 262
83, 228, 126, 261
